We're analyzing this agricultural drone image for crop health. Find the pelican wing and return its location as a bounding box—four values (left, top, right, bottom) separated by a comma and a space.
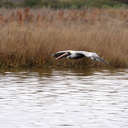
94, 56, 108, 64
88, 53, 108, 64
80, 51, 108, 64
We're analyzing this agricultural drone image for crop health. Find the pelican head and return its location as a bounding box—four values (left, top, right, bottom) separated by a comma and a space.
53, 50, 71, 60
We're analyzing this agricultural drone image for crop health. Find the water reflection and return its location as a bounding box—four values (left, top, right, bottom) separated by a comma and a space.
0, 68, 128, 128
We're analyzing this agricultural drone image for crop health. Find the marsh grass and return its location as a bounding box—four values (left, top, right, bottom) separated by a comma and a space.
0, 8, 128, 68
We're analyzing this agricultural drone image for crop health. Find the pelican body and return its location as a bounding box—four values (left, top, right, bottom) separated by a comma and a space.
53, 50, 107, 64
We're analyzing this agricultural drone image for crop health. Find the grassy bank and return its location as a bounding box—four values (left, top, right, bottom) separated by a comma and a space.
0, 0, 127, 8
0, 8, 128, 68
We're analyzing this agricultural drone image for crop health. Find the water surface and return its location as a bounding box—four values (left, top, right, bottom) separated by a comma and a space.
0, 68, 128, 128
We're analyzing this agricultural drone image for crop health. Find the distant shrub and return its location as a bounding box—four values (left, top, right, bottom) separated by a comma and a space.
23, 0, 128, 9
114, 0, 128, 4
0, 1, 15, 8
24, 0, 42, 7
0, 0, 128, 8
85, 0, 121, 8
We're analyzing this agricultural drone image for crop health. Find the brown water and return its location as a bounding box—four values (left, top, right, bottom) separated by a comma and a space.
0, 68, 128, 128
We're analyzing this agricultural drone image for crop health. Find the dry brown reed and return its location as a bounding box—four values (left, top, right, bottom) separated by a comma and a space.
0, 8, 128, 68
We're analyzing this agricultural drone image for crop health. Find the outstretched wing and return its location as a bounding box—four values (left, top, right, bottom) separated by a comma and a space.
80, 51, 108, 64
94, 56, 108, 64
90, 53, 108, 65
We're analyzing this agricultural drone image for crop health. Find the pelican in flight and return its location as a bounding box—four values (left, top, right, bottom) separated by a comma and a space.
53, 50, 108, 64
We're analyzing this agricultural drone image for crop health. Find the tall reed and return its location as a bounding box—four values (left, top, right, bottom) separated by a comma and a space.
0, 8, 128, 68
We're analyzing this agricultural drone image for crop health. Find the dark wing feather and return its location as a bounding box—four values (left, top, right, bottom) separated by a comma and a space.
73, 53, 85, 59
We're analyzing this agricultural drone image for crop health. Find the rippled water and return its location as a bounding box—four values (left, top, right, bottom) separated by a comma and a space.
0, 68, 128, 128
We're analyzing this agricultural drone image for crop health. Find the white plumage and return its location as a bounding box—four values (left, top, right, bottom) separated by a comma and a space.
53, 50, 108, 64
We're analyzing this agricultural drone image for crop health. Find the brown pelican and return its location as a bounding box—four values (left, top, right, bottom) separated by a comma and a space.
53, 50, 108, 64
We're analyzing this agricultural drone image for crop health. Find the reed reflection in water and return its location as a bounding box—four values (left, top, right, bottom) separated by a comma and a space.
0, 68, 128, 128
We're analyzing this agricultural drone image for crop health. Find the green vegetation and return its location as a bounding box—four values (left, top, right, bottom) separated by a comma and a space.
0, 0, 127, 8
0, 0, 15, 8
